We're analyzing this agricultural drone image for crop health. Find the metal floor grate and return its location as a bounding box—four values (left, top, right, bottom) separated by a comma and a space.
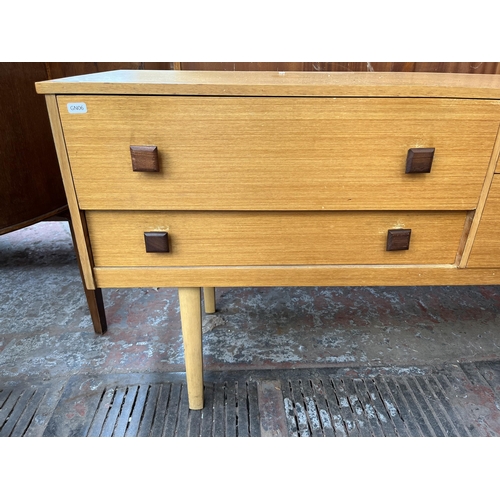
3, 361, 500, 436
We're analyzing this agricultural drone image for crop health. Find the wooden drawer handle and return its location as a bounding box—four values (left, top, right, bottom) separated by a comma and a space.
406, 148, 435, 173
387, 229, 411, 251
131, 145, 159, 172
144, 232, 169, 252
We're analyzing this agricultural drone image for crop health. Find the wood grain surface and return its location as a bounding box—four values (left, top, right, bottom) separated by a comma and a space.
42, 62, 500, 78
92, 265, 500, 288
177, 62, 500, 74
85, 210, 468, 267
44, 95, 96, 289
0, 63, 67, 233
57, 95, 500, 211
37, 70, 500, 98
467, 176, 500, 267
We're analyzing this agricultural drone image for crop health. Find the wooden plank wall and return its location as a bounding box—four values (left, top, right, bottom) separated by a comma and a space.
1, 63, 67, 233
44, 62, 500, 79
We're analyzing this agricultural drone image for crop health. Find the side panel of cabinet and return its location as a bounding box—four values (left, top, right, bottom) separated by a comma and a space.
467, 175, 500, 267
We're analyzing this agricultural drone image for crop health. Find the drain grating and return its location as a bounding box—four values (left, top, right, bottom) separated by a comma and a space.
43, 373, 262, 437
85, 380, 261, 437
281, 372, 479, 437
4, 361, 500, 436
40, 362, 500, 437
0, 380, 65, 437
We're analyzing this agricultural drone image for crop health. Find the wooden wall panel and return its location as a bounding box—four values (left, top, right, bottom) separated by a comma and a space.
44, 62, 500, 77
45, 62, 175, 80
179, 62, 500, 74
0, 63, 67, 233
179, 62, 307, 72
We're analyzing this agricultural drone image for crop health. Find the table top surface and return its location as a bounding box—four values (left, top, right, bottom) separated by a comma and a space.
35, 70, 500, 98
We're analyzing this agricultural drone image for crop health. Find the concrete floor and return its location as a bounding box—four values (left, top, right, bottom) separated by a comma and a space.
2, 221, 500, 435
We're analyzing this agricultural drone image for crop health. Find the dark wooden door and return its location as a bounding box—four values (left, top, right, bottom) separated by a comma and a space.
0, 62, 67, 234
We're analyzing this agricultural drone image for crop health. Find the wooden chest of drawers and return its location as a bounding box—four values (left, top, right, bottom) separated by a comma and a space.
36, 70, 500, 409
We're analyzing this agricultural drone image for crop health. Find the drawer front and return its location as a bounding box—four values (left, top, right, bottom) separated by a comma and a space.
58, 96, 500, 211
467, 175, 500, 267
86, 211, 468, 267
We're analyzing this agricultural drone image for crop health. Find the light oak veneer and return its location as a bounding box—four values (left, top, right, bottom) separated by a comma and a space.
86, 210, 468, 266
36, 70, 500, 409
57, 95, 499, 211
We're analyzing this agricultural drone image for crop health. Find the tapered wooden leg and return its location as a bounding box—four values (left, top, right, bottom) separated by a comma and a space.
67, 215, 107, 334
81, 285, 107, 334
203, 287, 216, 314
178, 287, 204, 410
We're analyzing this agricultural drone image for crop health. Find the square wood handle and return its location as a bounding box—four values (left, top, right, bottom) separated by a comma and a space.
387, 229, 411, 251
144, 232, 169, 252
406, 148, 435, 173
131, 145, 159, 172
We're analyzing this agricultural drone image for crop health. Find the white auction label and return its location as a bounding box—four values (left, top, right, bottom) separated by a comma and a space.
67, 102, 87, 114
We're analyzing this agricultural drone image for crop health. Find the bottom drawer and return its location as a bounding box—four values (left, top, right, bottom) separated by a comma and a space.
86, 211, 468, 267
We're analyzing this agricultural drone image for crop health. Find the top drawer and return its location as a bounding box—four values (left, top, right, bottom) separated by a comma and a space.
57, 96, 500, 211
